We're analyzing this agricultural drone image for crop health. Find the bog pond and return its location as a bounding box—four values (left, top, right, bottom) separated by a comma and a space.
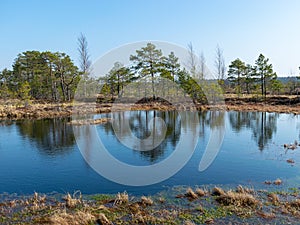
1, 110, 300, 195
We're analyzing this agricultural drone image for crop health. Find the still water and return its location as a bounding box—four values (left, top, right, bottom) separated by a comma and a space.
1, 110, 300, 195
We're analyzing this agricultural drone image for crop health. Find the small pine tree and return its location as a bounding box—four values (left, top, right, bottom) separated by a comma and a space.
18, 81, 31, 107
0, 83, 13, 100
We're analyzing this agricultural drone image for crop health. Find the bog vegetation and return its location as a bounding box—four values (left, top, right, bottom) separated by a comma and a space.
1, 35, 300, 105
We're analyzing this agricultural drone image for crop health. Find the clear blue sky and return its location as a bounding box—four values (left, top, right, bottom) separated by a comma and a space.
1, 0, 300, 76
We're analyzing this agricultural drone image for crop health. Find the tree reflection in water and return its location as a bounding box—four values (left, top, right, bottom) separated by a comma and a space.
103, 110, 225, 163
15, 118, 75, 155
228, 111, 278, 150
104, 110, 182, 163
10, 110, 247, 163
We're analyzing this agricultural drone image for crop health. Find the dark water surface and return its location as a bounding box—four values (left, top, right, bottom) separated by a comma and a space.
1, 110, 300, 195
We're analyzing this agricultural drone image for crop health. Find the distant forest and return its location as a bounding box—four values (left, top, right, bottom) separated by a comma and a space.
1, 34, 300, 104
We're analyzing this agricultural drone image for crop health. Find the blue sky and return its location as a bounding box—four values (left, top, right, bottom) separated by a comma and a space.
1, 0, 300, 76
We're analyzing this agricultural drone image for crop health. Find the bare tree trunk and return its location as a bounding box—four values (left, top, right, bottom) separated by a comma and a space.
199, 51, 206, 80
187, 42, 197, 78
215, 45, 226, 85
77, 33, 91, 98
60, 74, 66, 101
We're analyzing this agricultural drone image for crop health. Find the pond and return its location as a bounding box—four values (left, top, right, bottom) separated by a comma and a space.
1, 110, 300, 195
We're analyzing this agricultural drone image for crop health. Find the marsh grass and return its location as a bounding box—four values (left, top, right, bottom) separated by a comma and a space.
211, 187, 225, 196
49, 210, 95, 225
267, 193, 280, 205
183, 220, 196, 225
185, 188, 198, 200
273, 178, 282, 185
140, 196, 153, 206
215, 190, 259, 207
113, 192, 129, 206
63, 192, 82, 208
2, 185, 300, 224
195, 188, 206, 197
2, 94, 300, 120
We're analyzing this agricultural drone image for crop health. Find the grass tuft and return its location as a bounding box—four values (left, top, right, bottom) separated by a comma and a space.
183, 220, 196, 225
236, 185, 254, 194
211, 187, 225, 196
185, 187, 198, 199
113, 191, 129, 205
96, 213, 113, 225
216, 190, 259, 207
49, 210, 95, 225
268, 193, 280, 205
63, 192, 82, 208
195, 188, 206, 197
273, 178, 282, 185
140, 196, 153, 206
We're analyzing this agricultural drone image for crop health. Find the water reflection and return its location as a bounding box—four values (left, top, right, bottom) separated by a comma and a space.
11, 110, 278, 159
74, 110, 204, 186
99, 110, 225, 166
198, 111, 225, 136
228, 111, 278, 150
15, 118, 75, 155
1, 110, 299, 194
104, 111, 182, 163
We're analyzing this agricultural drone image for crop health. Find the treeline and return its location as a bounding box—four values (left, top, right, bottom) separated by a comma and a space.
226, 54, 300, 96
0, 42, 220, 104
1, 39, 300, 105
99, 43, 215, 104
0, 34, 92, 103
0, 51, 80, 102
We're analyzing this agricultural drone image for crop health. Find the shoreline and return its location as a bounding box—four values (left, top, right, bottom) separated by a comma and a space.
1, 95, 300, 120
1, 183, 300, 224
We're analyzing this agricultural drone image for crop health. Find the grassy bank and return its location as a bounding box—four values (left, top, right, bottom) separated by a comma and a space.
1, 95, 300, 120
1, 183, 300, 224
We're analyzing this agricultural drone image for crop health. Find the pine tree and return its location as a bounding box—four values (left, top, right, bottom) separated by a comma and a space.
130, 43, 164, 99
253, 54, 277, 97
228, 58, 246, 96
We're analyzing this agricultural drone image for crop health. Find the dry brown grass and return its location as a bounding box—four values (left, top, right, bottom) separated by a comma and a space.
236, 185, 254, 194
183, 220, 196, 225
28, 192, 47, 211
185, 187, 198, 199
204, 218, 214, 224
257, 211, 276, 219
114, 191, 129, 205
2, 94, 300, 120
63, 193, 82, 208
289, 199, 300, 209
96, 213, 113, 225
49, 210, 95, 225
140, 196, 153, 206
273, 178, 282, 185
6, 183, 300, 224
158, 197, 165, 203
195, 188, 206, 197
268, 193, 280, 204
215, 190, 259, 207
211, 187, 225, 196
131, 212, 162, 224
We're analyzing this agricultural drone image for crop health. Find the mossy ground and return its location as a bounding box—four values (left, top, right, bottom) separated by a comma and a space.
1, 184, 300, 224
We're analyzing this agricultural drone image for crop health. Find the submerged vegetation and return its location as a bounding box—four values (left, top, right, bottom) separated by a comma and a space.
2, 185, 300, 224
